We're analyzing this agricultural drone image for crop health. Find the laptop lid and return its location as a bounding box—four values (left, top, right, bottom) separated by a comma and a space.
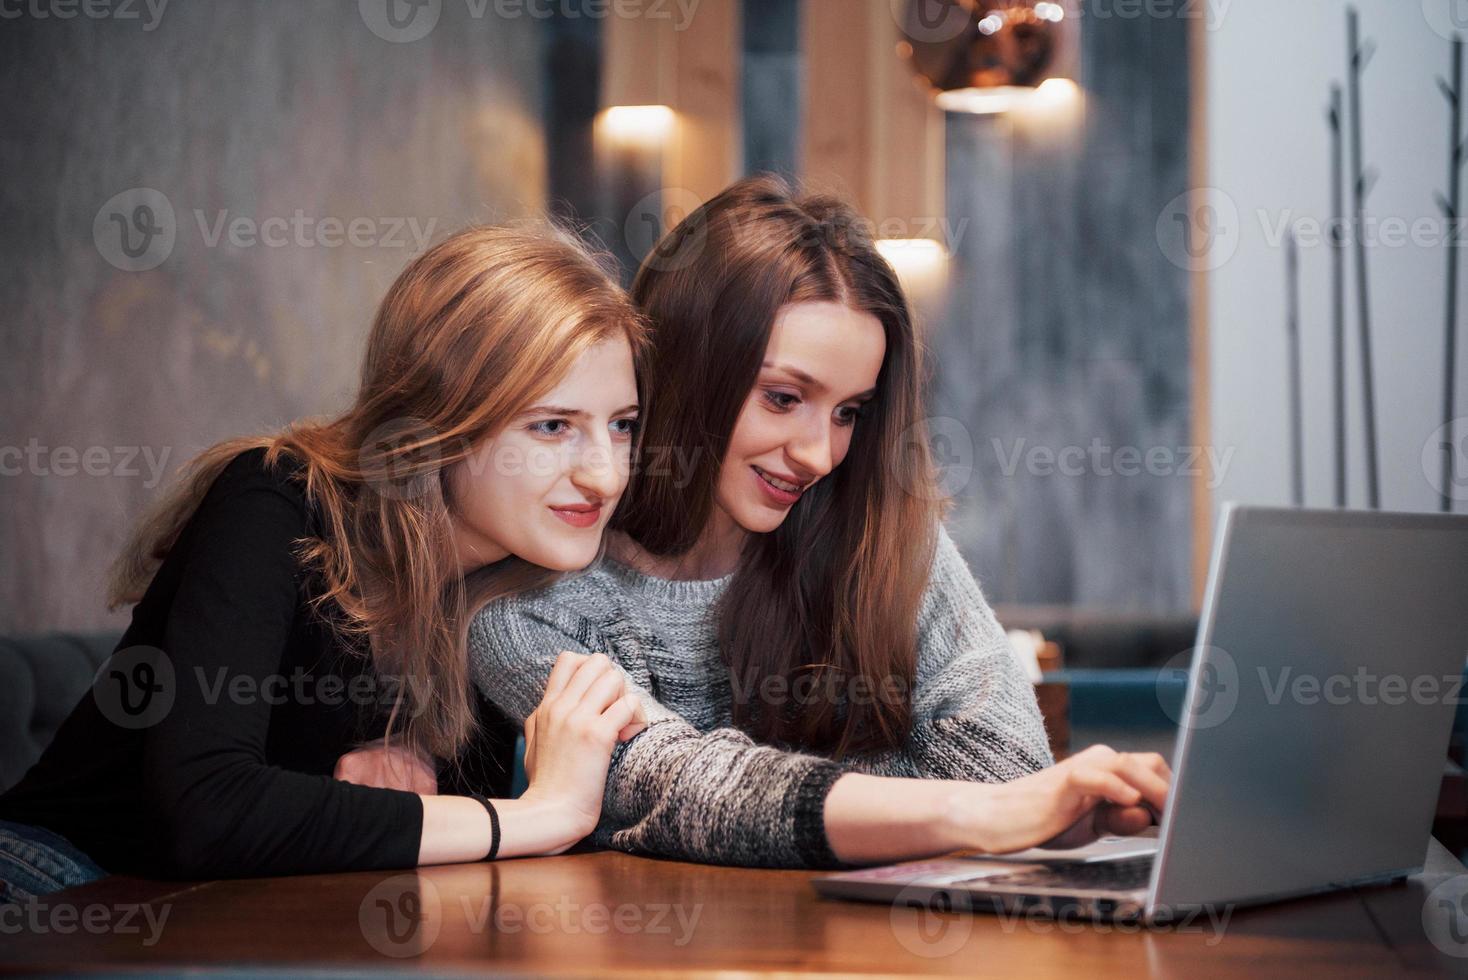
1149, 505, 1468, 915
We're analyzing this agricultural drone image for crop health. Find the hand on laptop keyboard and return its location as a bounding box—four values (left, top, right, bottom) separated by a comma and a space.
952, 745, 1172, 856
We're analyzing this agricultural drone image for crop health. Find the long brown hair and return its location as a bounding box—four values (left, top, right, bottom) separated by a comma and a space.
109, 225, 645, 762
616, 175, 941, 759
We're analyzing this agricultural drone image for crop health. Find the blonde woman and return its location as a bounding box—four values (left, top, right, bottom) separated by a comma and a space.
0, 227, 648, 903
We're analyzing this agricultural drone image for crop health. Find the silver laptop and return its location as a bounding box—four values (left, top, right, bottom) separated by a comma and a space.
813, 504, 1468, 921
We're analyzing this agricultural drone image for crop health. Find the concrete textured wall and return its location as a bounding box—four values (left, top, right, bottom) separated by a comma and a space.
1, 0, 547, 632
932, 9, 1193, 612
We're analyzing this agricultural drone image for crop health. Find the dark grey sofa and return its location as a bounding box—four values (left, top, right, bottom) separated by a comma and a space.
0, 632, 118, 792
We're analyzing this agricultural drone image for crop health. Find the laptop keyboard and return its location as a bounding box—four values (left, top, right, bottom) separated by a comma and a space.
973, 856, 1154, 892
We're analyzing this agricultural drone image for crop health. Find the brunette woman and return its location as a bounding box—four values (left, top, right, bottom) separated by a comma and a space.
0, 227, 648, 903
468, 177, 1171, 869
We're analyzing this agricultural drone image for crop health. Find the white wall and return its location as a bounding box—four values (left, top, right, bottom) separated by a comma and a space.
1208, 0, 1465, 515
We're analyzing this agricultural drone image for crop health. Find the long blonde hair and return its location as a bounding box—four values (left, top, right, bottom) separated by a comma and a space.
109, 225, 645, 762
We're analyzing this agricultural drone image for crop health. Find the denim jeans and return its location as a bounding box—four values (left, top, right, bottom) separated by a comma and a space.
0, 819, 106, 905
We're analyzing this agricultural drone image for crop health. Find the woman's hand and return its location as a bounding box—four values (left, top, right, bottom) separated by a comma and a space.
953, 745, 1172, 855
334, 738, 439, 795
518, 651, 648, 841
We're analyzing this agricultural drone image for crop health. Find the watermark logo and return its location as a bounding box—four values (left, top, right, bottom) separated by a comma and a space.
1156, 187, 1238, 272
358, 417, 443, 501
898, 416, 973, 500
890, 885, 974, 958
1423, 0, 1468, 42
1256, 665, 1465, 708
0, 900, 171, 945
0, 0, 170, 30
359, 0, 442, 43
891, 0, 972, 43
625, 188, 707, 273
1425, 874, 1468, 957
94, 188, 175, 272
0, 440, 173, 488
92, 645, 176, 731
1067, 0, 1232, 31
1422, 417, 1468, 502
359, 0, 701, 42
94, 190, 436, 271
1158, 645, 1238, 730
91, 644, 436, 730
359, 874, 443, 957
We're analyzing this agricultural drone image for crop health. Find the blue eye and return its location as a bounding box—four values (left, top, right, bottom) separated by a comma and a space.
529, 419, 570, 437
611, 417, 640, 437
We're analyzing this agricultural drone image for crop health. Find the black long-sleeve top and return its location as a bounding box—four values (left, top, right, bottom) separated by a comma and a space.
0, 447, 515, 879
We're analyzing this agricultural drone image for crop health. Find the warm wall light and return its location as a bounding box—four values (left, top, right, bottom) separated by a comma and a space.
935, 77, 1080, 116
934, 85, 1035, 115
598, 105, 674, 146
1031, 77, 1079, 105
876, 239, 949, 315
876, 237, 947, 264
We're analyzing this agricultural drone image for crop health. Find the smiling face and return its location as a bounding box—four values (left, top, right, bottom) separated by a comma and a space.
713, 300, 886, 537
450, 334, 640, 573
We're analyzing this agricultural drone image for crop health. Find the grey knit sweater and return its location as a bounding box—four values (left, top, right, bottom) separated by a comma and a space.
466, 525, 1054, 869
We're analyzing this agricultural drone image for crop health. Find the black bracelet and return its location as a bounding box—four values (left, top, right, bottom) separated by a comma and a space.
472, 794, 501, 861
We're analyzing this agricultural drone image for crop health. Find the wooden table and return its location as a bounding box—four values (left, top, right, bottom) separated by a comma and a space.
5, 841, 1468, 977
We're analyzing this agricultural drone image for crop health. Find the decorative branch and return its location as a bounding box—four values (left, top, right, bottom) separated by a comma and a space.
1347, 6, 1380, 509
1328, 84, 1346, 508
1438, 36, 1464, 513
1287, 229, 1304, 507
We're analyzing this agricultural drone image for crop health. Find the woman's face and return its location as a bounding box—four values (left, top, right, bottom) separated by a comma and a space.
451, 334, 640, 572
713, 300, 885, 535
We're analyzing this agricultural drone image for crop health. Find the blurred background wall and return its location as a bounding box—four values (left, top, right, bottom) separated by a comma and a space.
5, 0, 1459, 637
934, 12, 1192, 612
0, 1, 547, 632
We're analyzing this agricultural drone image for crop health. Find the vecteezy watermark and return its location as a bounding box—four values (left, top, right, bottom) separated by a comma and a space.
890, 0, 973, 43
1425, 874, 1468, 957
1256, 666, 1466, 708
1061, 0, 1232, 30
990, 437, 1234, 490
896, 417, 974, 501
0, 0, 169, 30
94, 188, 437, 272
1156, 187, 1240, 272
1422, 417, 1468, 503
93, 188, 176, 273
359, 875, 443, 958
358, 416, 444, 501
1259, 210, 1468, 251
0, 439, 172, 488
625, 188, 708, 274
358, 0, 701, 44
890, 0, 1232, 46
0, 900, 171, 945
357, 875, 702, 958
729, 667, 914, 712
91, 645, 437, 730
458, 896, 702, 945
888, 884, 1232, 958
1423, 0, 1468, 42
1157, 645, 1239, 731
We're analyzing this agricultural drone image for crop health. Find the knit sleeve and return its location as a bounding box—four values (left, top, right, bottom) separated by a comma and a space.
466, 596, 849, 870
855, 525, 1055, 782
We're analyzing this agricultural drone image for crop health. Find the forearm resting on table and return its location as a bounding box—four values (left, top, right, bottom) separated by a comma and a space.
417, 793, 588, 865
824, 772, 968, 866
